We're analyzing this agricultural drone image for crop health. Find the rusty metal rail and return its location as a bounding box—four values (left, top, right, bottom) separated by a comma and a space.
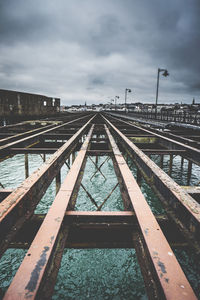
102, 114, 200, 255
0, 114, 92, 157
104, 124, 197, 299
4, 125, 94, 300
0, 112, 199, 299
0, 122, 59, 146
107, 113, 200, 166
0, 114, 95, 258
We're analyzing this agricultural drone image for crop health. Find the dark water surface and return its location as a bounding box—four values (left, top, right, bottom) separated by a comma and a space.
0, 153, 199, 299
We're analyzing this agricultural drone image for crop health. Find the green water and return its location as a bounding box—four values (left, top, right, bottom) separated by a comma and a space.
0, 152, 200, 299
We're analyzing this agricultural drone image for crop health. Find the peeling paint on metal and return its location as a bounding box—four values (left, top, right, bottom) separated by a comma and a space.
25, 246, 49, 297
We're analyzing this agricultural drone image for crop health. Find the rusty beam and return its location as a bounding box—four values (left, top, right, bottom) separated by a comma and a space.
103, 115, 200, 256
0, 123, 57, 147
10, 147, 58, 154
0, 114, 92, 156
109, 114, 200, 166
104, 123, 197, 300
8, 211, 189, 249
3, 125, 94, 300
0, 115, 95, 258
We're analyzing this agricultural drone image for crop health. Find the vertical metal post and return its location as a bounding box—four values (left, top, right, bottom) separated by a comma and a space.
160, 155, 164, 169
168, 154, 173, 176
137, 168, 142, 187
56, 171, 61, 194
181, 157, 184, 170
68, 154, 71, 166
125, 89, 127, 113
155, 68, 160, 119
187, 160, 192, 186
72, 151, 75, 164
25, 154, 29, 179
43, 153, 46, 162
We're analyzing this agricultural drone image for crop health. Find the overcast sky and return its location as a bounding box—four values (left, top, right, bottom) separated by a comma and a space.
0, 0, 200, 105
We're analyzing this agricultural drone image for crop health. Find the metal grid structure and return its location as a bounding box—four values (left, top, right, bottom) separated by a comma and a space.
0, 112, 199, 299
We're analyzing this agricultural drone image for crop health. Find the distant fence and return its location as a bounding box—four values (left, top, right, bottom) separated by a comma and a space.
127, 110, 200, 125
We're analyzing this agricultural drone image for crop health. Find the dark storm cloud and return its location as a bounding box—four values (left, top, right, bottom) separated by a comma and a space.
0, 0, 199, 104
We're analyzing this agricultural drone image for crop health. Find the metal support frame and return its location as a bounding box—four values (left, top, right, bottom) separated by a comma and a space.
102, 115, 200, 256
104, 123, 196, 300
108, 114, 200, 166
89, 155, 108, 180
0, 115, 96, 258
4, 125, 94, 300
0, 112, 200, 299
25, 153, 29, 179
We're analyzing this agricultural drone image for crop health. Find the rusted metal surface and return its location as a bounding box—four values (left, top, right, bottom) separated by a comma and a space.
0, 123, 57, 146
1, 112, 200, 299
103, 115, 200, 255
4, 125, 94, 300
0, 114, 92, 156
107, 113, 200, 166
104, 124, 197, 300
7, 211, 189, 250
0, 115, 95, 258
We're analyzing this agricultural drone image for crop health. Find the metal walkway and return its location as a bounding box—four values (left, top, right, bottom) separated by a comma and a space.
0, 112, 199, 299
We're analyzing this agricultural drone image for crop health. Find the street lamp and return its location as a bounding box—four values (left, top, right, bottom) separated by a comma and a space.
155, 68, 169, 118
115, 96, 119, 111
125, 88, 131, 113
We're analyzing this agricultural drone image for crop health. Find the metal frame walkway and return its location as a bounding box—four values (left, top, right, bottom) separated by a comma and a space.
0, 112, 199, 299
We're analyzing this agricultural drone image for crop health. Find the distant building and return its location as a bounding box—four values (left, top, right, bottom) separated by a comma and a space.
0, 89, 60, 118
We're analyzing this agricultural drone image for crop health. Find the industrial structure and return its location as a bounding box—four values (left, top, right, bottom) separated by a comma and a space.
0, 89, 60, 123
0, 111, 199, 299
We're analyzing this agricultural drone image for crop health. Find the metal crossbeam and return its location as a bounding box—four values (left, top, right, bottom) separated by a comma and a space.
97, 182, 119, 211
0, 182, 4, 189
65, 161, 99, 208
90, 156, 109, 180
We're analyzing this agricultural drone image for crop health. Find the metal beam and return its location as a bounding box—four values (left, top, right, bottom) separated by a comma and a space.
104, 123, 197, 300
108, 114, 200, 166
3, 125, 94, 300
103, 115, 200, 256
0, 114, 92, 156
0, 115, 95, 258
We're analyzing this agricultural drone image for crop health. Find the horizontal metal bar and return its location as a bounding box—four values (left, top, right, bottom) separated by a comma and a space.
142, 149, 186, 155
104, 123, 197, 300
10, 148, 58, 154
87, 150, 112, 155
8, 212, 188, 249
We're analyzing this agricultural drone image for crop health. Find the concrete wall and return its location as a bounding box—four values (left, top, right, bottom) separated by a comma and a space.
0, 89, 60, 117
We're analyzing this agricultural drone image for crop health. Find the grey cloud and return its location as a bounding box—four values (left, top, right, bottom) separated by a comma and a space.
0, 0, 199, 105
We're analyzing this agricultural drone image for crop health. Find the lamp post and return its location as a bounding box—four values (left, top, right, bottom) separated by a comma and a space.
125, 88, 131, 113
155, 68, 169, 119
115, 96, 119, 111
